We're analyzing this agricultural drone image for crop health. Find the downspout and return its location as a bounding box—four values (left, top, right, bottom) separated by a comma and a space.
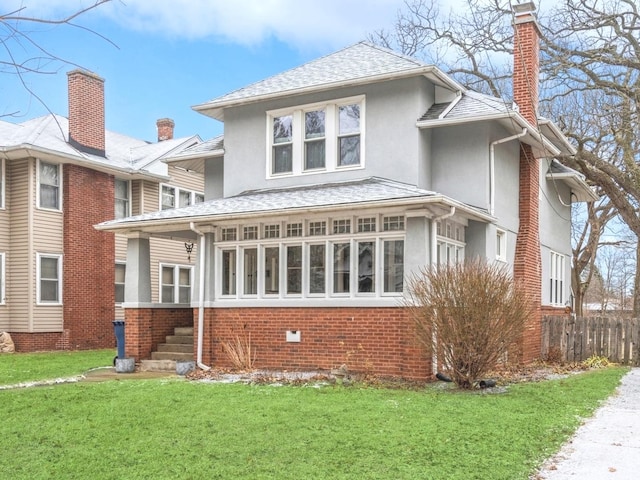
490, 128, 527, 215
190, 222, 211, 371
430, 206, 456, 266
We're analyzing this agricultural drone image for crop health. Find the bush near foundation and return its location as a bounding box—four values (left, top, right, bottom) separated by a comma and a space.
406, 259, 534, 389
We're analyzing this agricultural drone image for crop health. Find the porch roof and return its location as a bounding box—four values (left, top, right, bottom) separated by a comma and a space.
96, 177, 494, 239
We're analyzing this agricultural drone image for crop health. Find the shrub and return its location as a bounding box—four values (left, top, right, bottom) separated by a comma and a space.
405, 259, 534, 389
222, 324, 256, 371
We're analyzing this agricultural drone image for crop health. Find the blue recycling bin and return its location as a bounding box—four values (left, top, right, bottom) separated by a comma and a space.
112, 321, 125, 359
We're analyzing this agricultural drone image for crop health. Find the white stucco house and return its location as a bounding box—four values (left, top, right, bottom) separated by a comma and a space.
97, 2, 595, 379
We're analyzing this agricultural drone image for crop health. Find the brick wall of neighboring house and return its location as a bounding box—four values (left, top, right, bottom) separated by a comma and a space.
63, 164, 116, 349
10, 330, 71, 352
124, 308, 193, 360
513, 6, 543, 363
196, 307, 431, 380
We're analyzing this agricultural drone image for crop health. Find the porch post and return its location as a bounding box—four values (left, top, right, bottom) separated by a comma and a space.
124, 233, 151, 303
123, 233, 152, 360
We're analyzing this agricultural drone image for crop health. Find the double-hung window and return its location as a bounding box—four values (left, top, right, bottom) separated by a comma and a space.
115, 179, 130, 219
37, 253, 62, 304
38, 161, 61, 210
115, 262, 126, 304
549, 251, 565, 305
267, 96, 364, 177
304, 110, 326, 170
338, 104, 361, 166
272, 114, 293, 174
160, 264, 192, 304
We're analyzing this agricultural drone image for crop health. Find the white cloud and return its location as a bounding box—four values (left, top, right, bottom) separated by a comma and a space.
105, 0, 403, 50
1, 0, 404, 50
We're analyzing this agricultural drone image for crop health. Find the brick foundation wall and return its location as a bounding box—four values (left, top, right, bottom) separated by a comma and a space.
10, 330, 71, 352
63, 164, 116, 350
124, 308, 193, 360
198, 307, 432, 380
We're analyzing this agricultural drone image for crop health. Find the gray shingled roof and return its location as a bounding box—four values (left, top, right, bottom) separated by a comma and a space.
165, 134, 224, 160
194, 42, 454, 120
98, 177, 491, 230
0, 114, 201, 176
420, 90, 512, 122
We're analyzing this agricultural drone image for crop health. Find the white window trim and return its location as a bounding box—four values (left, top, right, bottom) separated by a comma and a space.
160, 184, 205, 211
0, 158, 5, 210
159, 263, 193, 304
549, 251, 565, 306
36, 160, 62, 212
496, 229, 507, 262
0, 252, 5, 304
266, 95, 365, 179
36, 253, 63, 305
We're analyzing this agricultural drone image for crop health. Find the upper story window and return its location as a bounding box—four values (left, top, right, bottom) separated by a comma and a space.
38, 160, 61, 211
114, 179, 130, 219
161, 184, 204, 210
267, 96, 364, 178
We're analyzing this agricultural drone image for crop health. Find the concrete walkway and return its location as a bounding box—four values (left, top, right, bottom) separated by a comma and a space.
534, 368, 640, 479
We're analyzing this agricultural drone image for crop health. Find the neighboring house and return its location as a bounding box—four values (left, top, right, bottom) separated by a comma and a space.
97, 3, 596, 379
0, 70, 204, 352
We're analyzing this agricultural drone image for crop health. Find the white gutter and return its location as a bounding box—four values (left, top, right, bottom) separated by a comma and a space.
431, 206, 456, 265
190, 222, 211, 371
490, 128, 527, 215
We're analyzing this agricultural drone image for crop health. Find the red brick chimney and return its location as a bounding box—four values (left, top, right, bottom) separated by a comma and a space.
157, 118, 175, 142
512, 1, 542, 362
67, 69, 106, 157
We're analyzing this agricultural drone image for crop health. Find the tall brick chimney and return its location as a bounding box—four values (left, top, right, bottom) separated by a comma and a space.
157, 118, 175, 141
512, 1, 542, 362
67, 69, 106, 157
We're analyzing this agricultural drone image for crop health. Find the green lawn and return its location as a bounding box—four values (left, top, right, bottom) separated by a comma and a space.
0, 351, 628, 479
0, 349, 114, 386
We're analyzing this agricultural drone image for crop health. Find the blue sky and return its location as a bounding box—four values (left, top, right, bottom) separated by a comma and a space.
1, 0, 411, 142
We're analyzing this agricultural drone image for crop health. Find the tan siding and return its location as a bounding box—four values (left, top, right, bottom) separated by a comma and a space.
32, 161, 64, 332
6, 160, 32, 331
167, 165, 204, 193
149, 238, 197, 302
143, 181, 160, 214
131, 180, 142, 216
115, 234, 127, 260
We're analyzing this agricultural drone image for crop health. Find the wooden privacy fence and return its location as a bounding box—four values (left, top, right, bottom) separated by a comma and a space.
542, 316, 640, 366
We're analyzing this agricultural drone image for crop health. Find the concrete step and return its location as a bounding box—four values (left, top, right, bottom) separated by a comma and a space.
139, 359, 176, 372
151, 351, 194, 361
157, 343, 193, 354
165, 335, 194, 345
175, 327, 194, 336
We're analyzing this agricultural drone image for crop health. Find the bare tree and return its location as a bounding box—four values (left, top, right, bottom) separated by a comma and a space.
1, 1, 114, 117
371, 0, 640, 314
